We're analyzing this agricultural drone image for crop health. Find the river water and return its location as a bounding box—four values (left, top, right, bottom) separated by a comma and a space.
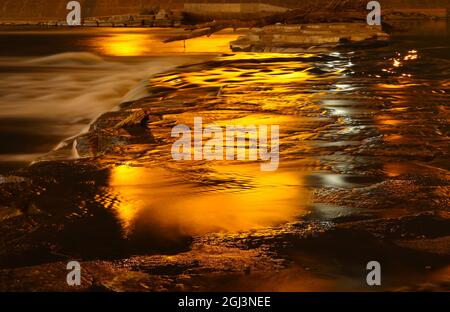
0, 27, 243, 173
0, 21, 448, 291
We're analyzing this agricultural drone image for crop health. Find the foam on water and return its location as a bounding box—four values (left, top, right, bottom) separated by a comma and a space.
0, 52, 198, 120
25, 52, 110, 67
0, 52, 205, 170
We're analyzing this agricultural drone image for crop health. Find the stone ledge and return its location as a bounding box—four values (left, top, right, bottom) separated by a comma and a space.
230, 23, 390, 52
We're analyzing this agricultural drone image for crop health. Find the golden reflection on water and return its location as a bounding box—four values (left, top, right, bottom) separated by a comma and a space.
91, 50, 393, 239
93, 52, 335, 237
161, 66, 314, 92
382, 49, 419, 78
90, 29, 244, 56
97, 33, 149, 56
99, 163, 309, 237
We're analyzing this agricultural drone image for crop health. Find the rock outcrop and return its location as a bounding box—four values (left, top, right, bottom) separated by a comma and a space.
230, 23, 390, 52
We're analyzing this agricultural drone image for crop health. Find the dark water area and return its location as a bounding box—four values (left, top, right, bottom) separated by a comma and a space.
0, 21, 449, 291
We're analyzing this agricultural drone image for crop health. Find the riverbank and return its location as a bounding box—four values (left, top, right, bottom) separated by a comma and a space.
0, 12, 183, 28
0, 5, 448, 28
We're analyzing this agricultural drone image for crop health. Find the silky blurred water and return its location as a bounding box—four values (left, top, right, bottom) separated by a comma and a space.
0, 27, 243, 173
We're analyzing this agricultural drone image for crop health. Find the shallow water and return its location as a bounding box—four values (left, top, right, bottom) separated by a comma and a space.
0, 21, 449, 291
92, 23, 449, 238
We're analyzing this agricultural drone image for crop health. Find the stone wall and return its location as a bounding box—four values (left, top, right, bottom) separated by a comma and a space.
0, 0, 448, 21
0, 0, 171, 20
230, 23, 390, 52
183, 2, 288, 20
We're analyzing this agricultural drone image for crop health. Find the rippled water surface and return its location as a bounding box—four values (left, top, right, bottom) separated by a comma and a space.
94, 25, 449, 236
0, 22, 449, 291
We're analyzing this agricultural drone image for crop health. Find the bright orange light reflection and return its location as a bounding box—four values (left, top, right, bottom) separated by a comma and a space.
100, 164, 309, 237
91, 29, 244, 56
97, 33, 149, 56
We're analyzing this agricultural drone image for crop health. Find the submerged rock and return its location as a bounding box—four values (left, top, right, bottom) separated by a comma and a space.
230, 23, 390, 52
75, 109, 155, 158
0, 175, 27, 184
0, 207, 22, 222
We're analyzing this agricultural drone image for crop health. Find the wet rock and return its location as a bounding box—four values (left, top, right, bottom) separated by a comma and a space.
195, 221, 334, 250
0, 261, 88, 292
394, 236, 450, 256
0, 260, 139, 292
0, 174, 42, 214
230, 23, 389, 52
338, 212, 450, 240
313, 178, 450, 211
114, 109, 150, 132
75, 109, 155, 157
0, 207, 23, 222
394, 281, 450, 292
99, 271, 169, 292
0, 175, 27, 184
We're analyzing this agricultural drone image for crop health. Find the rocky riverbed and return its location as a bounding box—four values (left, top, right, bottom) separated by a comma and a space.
0, 37, 449, 291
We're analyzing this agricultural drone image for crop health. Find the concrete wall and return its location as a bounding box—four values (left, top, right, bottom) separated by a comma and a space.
0, 0, 176, 20
183, 2, 288, 14
0, 0, 449, 21
183, 2, 288, 19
